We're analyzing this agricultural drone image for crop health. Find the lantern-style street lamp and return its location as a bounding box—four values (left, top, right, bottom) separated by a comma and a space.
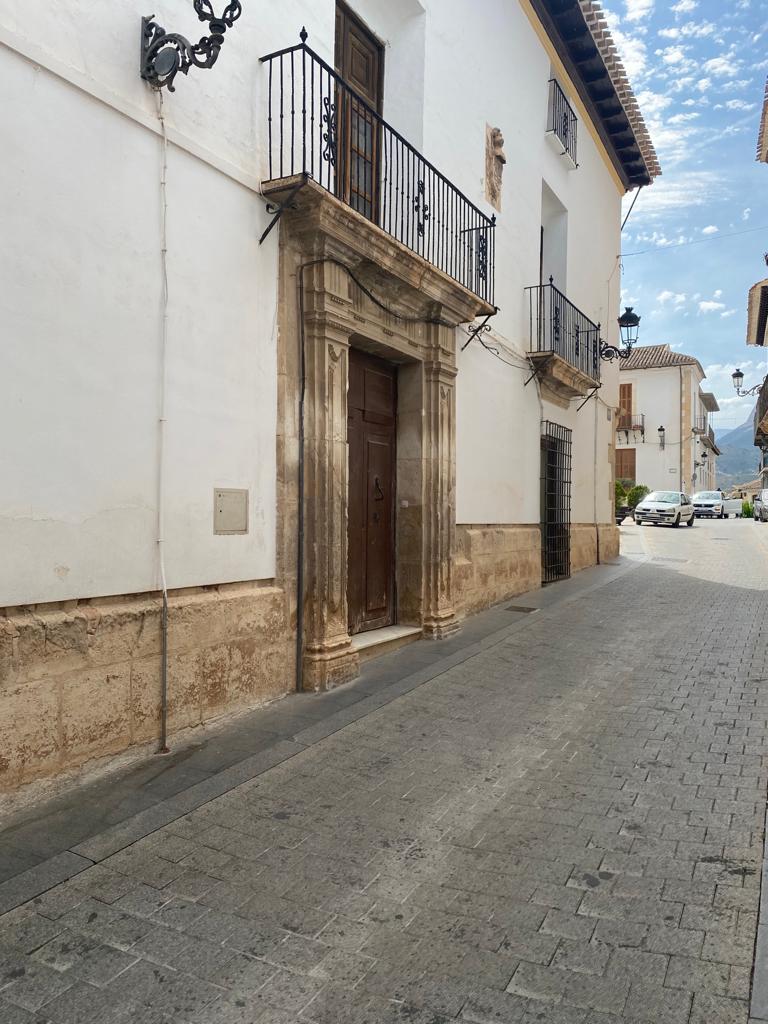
657, 425, 665, 450
732, 368, 762, 397
600, 307, 641, 362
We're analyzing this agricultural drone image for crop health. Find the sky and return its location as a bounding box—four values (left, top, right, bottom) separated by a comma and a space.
611, 0, 768, 431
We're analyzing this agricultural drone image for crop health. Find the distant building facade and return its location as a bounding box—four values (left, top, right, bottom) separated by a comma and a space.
616, 345, 719, 493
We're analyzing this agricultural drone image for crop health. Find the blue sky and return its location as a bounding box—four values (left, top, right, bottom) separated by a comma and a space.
610, 0, 768, 430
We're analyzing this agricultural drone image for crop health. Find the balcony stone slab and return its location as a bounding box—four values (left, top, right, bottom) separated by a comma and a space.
526, 350, 599, 406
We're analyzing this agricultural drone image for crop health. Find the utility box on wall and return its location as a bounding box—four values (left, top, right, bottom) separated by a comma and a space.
213, 488, 249, 535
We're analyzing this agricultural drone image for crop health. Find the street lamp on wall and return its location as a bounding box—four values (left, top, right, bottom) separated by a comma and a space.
600, 307, 641, 363
140, 1, 243, 92
732, 367, 763, 397
657, 425, 665, 450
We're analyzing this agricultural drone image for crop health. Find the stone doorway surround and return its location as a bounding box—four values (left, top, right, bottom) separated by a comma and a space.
268, 175, 493, 692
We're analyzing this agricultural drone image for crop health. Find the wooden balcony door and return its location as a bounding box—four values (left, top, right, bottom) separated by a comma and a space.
335, 2, 382, 222
618, 383, 633, 431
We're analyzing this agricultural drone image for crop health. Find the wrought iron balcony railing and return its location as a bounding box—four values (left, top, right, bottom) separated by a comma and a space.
692, 415, 708, 434
547, 79, 578, 166
754, 376, 768, 446
617, 413, 645, 434
526, 280, 601, 383
259, 33, 496, 305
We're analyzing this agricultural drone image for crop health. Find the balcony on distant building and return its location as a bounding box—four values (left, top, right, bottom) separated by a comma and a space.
616, 413, 645, 438
755, 376, 768, 448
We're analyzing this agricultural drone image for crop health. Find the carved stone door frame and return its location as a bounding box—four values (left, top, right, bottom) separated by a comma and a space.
272, 179, 490, 691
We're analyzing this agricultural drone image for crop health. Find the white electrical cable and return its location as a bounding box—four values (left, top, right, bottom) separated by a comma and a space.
155, 89, 170, 752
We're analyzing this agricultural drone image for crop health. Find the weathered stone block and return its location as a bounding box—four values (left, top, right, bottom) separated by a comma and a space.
61, 664, 132, 765
0, 677, 60, 786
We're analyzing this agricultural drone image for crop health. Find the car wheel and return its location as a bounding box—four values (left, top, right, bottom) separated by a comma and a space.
672, 514, 680, 528
686, 515, 694, 527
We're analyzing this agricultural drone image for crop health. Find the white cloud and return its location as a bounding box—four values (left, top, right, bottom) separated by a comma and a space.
668, 112, 700, 124
657, 290, 687, 305
743, 208, 751, 220
725, 99, 757, 110
659, 21, 716, 39
714, 289, 722, 298
703, 55, 740, 77
697, 77, 712, 91
721, 309, 737, 318
671, 0, 697, 11
624, 172, 725, 220
701, 225, 719, 235
657, 45, 690, 66
625, 0, 654, 21
699, 300, 726, 313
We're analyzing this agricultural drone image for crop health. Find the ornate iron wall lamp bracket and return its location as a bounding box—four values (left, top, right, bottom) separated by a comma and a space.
599, 338, 632, 362
141, 1, 242, 92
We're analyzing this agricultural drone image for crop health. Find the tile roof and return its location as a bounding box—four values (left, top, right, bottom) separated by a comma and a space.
579, 1, 662, 182
619, 344, 704, 376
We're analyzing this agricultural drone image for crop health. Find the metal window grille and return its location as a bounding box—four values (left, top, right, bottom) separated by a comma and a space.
259, 35, 496, 305
541, 421, 572, 584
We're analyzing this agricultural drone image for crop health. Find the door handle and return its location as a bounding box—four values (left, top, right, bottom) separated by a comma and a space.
373, 476, 384, 501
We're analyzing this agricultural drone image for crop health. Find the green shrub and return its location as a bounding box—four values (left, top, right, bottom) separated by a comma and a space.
615, 480, 627, 513
617, 477, 635, 492
626, 484, 650, 510
743, 500, 754, 518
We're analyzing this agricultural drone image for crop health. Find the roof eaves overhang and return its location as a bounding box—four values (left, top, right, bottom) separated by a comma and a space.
757, 77, 768, 163
530, 0, 660, 191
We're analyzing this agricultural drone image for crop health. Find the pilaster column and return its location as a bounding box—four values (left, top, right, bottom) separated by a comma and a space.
422, 324, 460, 639
300, 261, 359, 690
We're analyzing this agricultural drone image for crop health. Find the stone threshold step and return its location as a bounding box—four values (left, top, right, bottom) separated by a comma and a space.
350, 624, 422, 664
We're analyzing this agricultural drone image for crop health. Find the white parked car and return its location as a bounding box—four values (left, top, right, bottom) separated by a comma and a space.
691, 491, 742, 519
634, 491, 695, 528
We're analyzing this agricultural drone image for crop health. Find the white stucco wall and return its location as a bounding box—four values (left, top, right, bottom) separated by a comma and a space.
423, 0, 623, 526
1, 0, 629, 608
1, 2, 284, 606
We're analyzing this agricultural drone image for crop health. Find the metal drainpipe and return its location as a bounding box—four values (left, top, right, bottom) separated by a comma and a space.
156, 91, 170, 754
295, 265, 308, 694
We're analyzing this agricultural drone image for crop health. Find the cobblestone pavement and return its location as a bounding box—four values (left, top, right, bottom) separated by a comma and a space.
1, 519, 767, 1024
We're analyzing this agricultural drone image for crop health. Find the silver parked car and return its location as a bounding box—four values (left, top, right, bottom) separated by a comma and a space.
692, 491, 742, 519
634, 491, 695, 528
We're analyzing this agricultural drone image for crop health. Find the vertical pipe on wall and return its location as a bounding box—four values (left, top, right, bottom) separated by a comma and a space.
155, 91, 171, 754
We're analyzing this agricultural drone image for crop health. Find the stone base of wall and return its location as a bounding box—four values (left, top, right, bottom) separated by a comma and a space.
455, 525, 542, 617
0, 583, 292, 792
571, 523, 620, 573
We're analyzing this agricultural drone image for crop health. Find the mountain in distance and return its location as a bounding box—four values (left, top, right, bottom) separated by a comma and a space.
716, 409, 761, 490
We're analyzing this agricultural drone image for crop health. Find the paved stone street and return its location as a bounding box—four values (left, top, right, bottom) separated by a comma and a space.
1, 519, 768, 1024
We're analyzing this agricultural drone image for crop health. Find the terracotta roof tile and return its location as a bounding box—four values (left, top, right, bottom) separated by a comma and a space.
579, 1, 661, 182
619, 344, 703, 375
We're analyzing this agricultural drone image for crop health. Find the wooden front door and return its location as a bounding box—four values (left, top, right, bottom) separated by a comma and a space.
616, 447, 636, 483
335, 2, 382, 222
348, 349, 396, 635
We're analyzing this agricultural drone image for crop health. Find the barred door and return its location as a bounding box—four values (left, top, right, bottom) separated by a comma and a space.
540, 422, 572, 583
